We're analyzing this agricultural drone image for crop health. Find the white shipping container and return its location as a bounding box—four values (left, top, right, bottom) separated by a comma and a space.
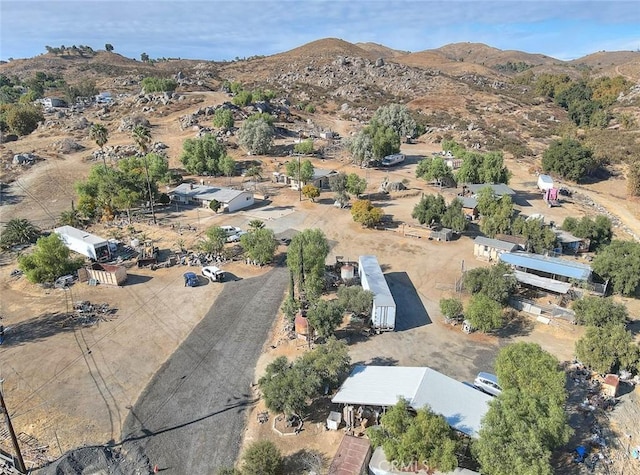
358, 255, 396, 331
55, 225, 110, 261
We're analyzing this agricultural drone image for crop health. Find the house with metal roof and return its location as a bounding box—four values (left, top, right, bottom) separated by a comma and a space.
331, 365, 492, 438
460, 196, 478, 219
554, 228, 590, 254
473, 236, 521, 261
466, 183, 515, 198
169, 183, 254, 212
288, 168, 338, 190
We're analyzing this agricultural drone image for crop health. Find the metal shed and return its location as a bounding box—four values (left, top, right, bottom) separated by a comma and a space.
499, 251, 592, 281
358, 255, 396, 332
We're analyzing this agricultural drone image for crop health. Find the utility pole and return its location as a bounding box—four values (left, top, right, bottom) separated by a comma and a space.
298, 154, 302, 202
0, 386, 27, 474
142, 156, 157, 225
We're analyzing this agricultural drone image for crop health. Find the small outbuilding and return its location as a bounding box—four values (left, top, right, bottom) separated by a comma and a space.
602, 374, 619, 397
474, 236, 520, 261
466, 183, 516, 198
78, 263, 127, 286
430, 227, 453, 241
461, 196, 478, 220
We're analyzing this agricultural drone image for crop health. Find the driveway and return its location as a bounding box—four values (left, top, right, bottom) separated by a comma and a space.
121, 265, 288, 474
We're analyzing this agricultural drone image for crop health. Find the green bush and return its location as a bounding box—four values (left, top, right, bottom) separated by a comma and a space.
141, 77, 178, 93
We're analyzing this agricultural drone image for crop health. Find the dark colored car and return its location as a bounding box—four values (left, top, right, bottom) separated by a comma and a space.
183, 272, 199, 287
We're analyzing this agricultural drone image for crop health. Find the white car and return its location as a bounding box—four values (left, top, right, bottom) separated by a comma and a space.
202, 266, 225, 282
226, 231, 248, 243
220, 225, 242, 236
473, 372, 502, 397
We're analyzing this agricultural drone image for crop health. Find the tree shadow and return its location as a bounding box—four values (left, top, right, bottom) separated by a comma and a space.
123, 274, 153, 286
0, 183, 23, 206
2, 311, 113, 348
352, 356, 399, 366
493, 312, 534, 339
284, 448, 329, 474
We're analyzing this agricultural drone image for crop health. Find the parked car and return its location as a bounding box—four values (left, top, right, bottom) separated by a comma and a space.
220, 225, 242, 236
202, 266, 224, 282
473, 372, 502, 397
183, 272, 199, 287
226, 231, 248, 243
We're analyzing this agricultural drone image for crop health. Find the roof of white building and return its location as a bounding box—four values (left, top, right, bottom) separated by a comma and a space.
169, 183, 250, 203
54, 226, 108, 245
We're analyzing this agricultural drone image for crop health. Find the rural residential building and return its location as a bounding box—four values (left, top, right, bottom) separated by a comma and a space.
54, 225, 110, 261
460, 196, 479, 219
40, 97, 67, 108
332, 365, 492, 438
287, 168, 338, 190
473, 236, 520, 261
358, 255, 396, 332
169, 184, 254, 213
466, 183, 516, 198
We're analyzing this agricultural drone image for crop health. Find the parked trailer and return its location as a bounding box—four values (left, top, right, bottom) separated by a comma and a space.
54, 225, 111, 261
381, 153, 406, 167
537, 174, 554, 192
358, 255, 396, 332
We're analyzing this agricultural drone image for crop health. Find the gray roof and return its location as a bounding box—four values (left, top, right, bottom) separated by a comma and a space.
474, 236, 519, 252
467, 183, 515, 196
554, 228, 583, 244
54, 225, 107, 246
312, 168, 337, 180
332, 365, 491, 437
359, 255, 396, 308
461, 196, 478, 209
169, 183, 249, 203
500, 251, 592, 280
513, 270, 572, 294
538, 174, 553, 184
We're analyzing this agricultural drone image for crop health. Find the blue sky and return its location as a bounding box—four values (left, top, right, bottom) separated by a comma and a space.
1, 0, 639, 62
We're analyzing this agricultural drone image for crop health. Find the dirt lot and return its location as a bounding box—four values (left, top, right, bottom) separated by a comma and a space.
1, 99, 640, 472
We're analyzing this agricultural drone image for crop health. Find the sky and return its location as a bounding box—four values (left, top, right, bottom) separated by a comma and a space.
1, 0, 639, 62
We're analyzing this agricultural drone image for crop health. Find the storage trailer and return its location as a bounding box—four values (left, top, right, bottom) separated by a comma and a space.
358, 255, 396, 332
54, 226, 111, 261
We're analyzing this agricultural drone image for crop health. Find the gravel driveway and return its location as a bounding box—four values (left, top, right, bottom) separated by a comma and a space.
120, 265, 288, 474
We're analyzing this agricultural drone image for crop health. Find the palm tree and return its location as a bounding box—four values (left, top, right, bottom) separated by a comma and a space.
89, 123, 109, 169
0, 218, 41, 250
131, 125, 156, 224
246, 165, 263, 191
248, 219, 265, 231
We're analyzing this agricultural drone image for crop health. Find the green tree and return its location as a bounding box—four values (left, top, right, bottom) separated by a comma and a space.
89, 123, 109, 169
439, 297, 463, 321
561, 215, 612, 251
213, 108, 234, 129
241, 440, 283, 475
371, 122, 401, 160
495, 343, 566, 402
300, 337, 350, 389
351, 199, 383, 228
478, 192, 514, 238
58, 208, 82, 228
209, 199, 221, 213
238, 118, 274, 155
330, 172, 350, 207
200, 226, 227, 256
4, 104, 43, 135
233, 90, 253, 107
140, 52, 150, 62
462, 263, 516, 306
258, 357, 319, 418
416, 157, 455, 187
592, 240, 640, 296
302, 184, 320, 202
180, 134, 228, 175
141, 77, 178, 93
337, 286, 374, 316
412, 194, 446, 226
576, 324, 639, 374
627, 160, 640, 198
306, 299, 344, 339
511, 216, 557, 254
572, 296, 628, 327
287, 229, 329, 302
345, 173, 367, 197
240, 228, 277, 265
542, 138, 596, 182
294, 139, 315, 155
372, 103, 417, 139
18, 234, 84, 284
285, 159, 314, 184
219, 154, 236, 184
465, 293, 503, 332
441, 198, 468, 233
0, 218, 41, 250
367, 398, 459, 472
348, 129, 374, 166
105, 43, 114, 52
248, 219, 265, 231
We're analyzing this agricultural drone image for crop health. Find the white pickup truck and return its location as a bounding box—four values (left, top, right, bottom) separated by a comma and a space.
381, 153, 406, 167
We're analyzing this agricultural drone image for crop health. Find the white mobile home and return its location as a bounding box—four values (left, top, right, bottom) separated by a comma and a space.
537, 174, 554, 191
55, 226, 111, 261
358, 255, 396, 332
169, 184, 254, 213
